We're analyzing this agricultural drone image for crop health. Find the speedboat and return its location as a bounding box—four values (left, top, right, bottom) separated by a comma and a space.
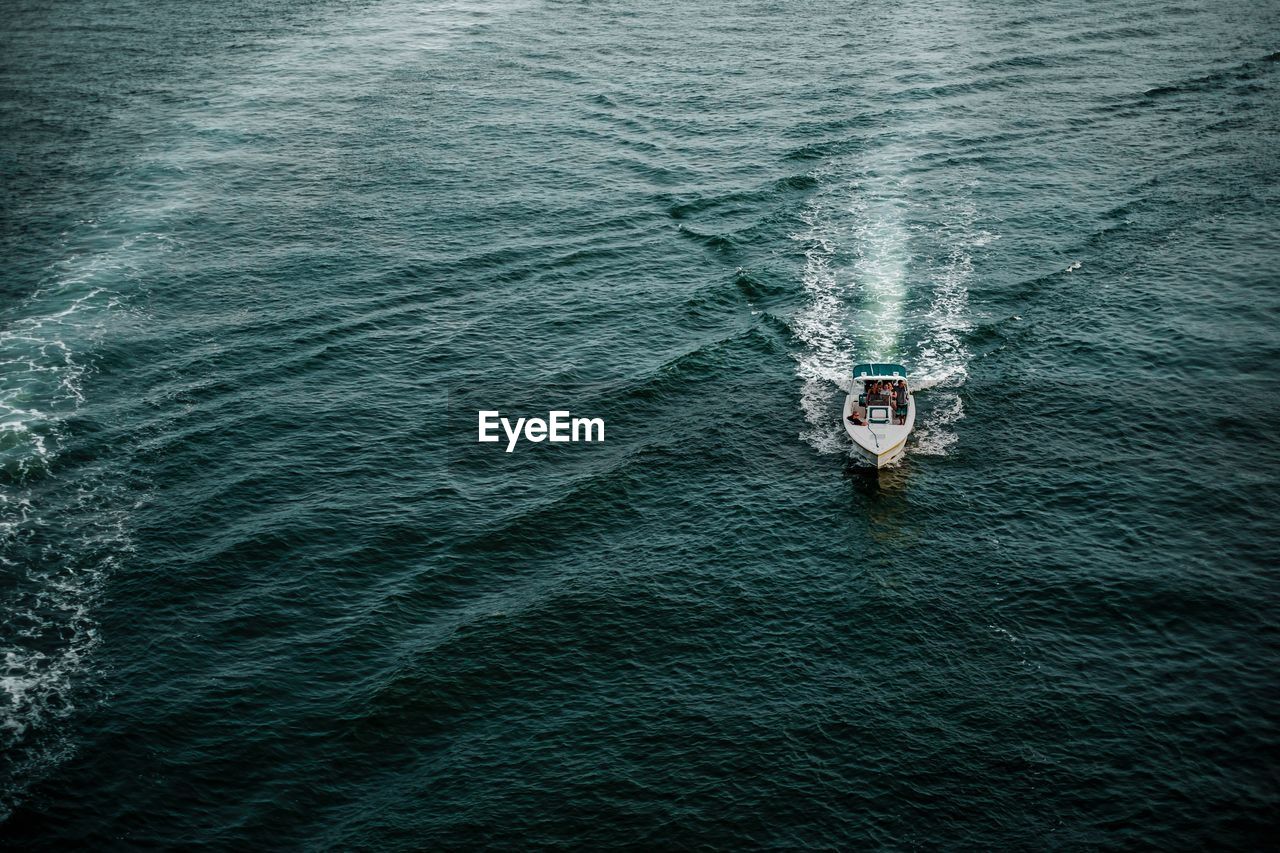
842, 362, 915, 468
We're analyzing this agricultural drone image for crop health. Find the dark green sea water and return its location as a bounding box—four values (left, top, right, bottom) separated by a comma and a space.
3, 0, 1279, 847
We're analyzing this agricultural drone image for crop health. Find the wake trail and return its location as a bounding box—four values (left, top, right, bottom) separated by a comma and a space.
3, 0, 531, 817
911, 196, 997, 456
791, 166, 995, 458
0, 233, 158, 815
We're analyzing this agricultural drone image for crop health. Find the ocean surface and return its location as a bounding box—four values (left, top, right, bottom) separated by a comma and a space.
2, 0, 1278, 847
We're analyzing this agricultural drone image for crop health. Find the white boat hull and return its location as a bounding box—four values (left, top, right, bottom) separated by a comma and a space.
850, 433, 908, 468
843, 390, 915, 469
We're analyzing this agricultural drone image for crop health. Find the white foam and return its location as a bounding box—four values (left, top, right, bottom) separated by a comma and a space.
3, 0, 533, 818
913, 392, 965, 456
3, 0, 531, 799
5, 0, 529, 799
910, 199, 996, 454
1, 235, 156, 818
791, 170, 996, 458
792, 167, 912, 455
989, 624, 1019, 643
1, 485, 129, 816
0, 235, 164, 479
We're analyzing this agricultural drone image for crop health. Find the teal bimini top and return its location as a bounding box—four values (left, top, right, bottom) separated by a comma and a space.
852, 362, 907, 379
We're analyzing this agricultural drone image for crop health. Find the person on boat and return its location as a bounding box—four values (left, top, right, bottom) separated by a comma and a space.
894, 380, 908, 424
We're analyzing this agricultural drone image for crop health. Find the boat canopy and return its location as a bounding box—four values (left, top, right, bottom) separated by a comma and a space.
851, 362, 907, 380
